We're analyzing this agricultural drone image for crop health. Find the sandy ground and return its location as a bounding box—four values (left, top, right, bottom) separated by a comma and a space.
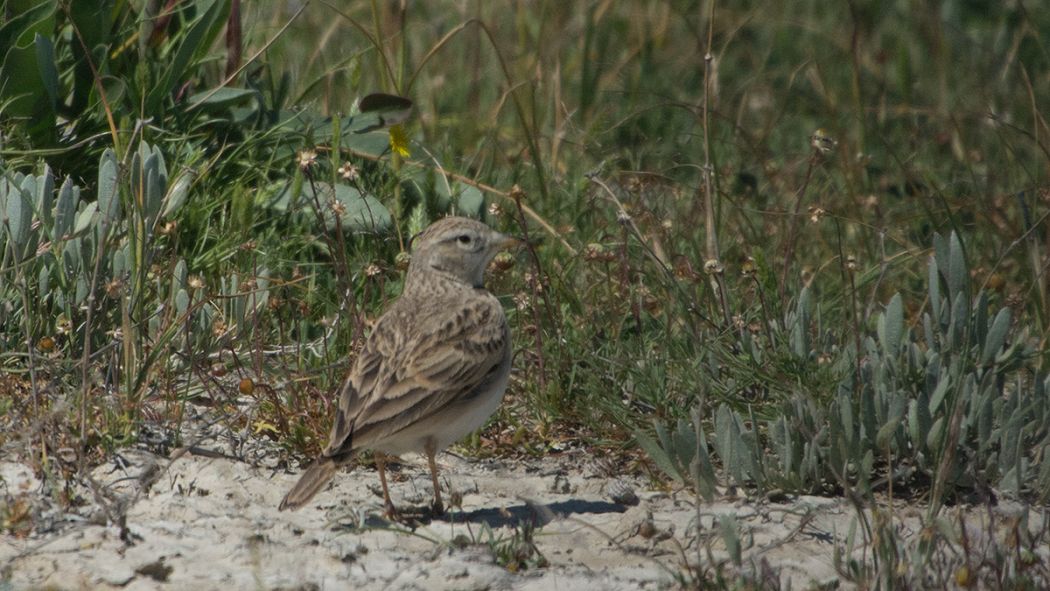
1, 411, 1042, 590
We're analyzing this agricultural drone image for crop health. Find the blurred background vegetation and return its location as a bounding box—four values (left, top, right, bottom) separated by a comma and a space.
3, 0, 1049, 585
1, 0, 1048, 516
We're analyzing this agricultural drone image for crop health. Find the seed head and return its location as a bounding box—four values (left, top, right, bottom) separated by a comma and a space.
338, 162, 360, 181
297, 149, 318, 172
810, 128, 837, 154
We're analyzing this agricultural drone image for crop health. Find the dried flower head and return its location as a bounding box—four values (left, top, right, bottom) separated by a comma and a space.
508, 184, 526, 203
523, 272, 543, 293
364, 263, 382, 277
394, 251, 412, 272
810, 128, 837, 154
703, 259, 724, 275
513, 292, 531, 312
297, 149, 317, 172
105, 278, 123, 299
490, 251, 516, 272
488, 202, 503, 217
338, 162, 360, 181
188, 275, 204, 290
845, 254, 857, 272
741, 257, 756, 278
808, 206, 826, 224
212, 318, 228, 338
329, 198, 347, 216
583, 243, 615, 263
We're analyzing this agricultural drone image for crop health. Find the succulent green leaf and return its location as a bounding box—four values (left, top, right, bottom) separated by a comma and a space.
927, 417, 944, 450
928, 257, 941, 325
73, 201, 99, 235
907, 399, 920, 446
947, 231, 967, 298
33, 33, 58, 110
980, 308, 1011, 366
6, 180, 32, 245
949, 293, 967, 350
147, 0, 231, 111
875, 411, 902, 449
112, 247, 126, 277
63, 237, 81, 277
38, 264, 50, 298
174, 259, 188, 288
75, 275, 88, 305
1038, 444, 1050, 503
977, 394, 993, 454
880, 293, 904, 357
974, 291, 989, 347
932, 232, 948, 280
635, 430, 682, 484
688, 419, 718, 501
98, 148, 119, 222
36, 165, 54, 227
456, 185, 485, 218
187, 87, 257, 111
162, 170, 195, 218
146, 166, 164, 224
175, 288, 190, 316
52, 177, 77, 241
928, 374, 950, 414
838, 394, 854, 445
672, 418, 697, 471
720, 515, 742, 566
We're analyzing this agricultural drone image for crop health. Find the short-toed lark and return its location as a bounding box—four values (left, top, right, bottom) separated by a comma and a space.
279, 216, 518, 515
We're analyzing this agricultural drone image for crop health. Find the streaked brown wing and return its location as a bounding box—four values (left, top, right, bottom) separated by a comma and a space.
323, 295, 507, 457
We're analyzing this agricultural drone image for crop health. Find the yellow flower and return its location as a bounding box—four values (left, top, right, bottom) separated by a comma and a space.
252, 420, 278, 435
389, 124, 410, 157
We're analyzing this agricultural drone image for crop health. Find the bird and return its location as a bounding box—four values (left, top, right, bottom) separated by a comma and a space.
279, 216, 519, 517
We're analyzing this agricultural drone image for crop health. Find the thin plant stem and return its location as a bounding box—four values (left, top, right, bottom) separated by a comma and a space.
698, 0, 731, 328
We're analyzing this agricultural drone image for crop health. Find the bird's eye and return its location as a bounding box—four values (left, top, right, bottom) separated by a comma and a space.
457, 234, 472, 244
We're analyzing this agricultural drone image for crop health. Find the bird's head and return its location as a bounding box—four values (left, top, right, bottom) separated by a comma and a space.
408, 217, 520, 287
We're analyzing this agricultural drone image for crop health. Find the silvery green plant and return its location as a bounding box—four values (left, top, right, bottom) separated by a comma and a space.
0, 142, 195, 400
638, 231, 1048, 506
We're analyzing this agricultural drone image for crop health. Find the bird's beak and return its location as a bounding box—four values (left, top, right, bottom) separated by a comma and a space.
495, 234, 525, 250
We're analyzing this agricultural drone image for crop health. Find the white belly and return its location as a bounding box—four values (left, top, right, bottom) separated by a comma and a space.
371, 363, 510, 456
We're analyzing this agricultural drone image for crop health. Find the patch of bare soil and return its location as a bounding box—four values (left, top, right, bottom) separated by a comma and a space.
0, 409, 1043, 590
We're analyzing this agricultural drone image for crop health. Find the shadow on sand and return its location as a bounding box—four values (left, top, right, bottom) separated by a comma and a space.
354, 498, 628, 530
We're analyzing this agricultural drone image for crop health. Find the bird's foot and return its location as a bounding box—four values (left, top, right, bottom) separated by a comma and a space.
383, 502, 401, 522
430, 498, 445, 517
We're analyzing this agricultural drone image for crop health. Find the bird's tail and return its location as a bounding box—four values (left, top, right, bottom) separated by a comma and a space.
279, 456, 342, 511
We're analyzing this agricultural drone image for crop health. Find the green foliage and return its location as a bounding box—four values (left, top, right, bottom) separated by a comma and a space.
0, 0, 1045, 555
639, 231, 1048, 506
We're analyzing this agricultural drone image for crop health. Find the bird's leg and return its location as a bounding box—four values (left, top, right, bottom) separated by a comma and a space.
424, 438, 444, 516
375, 452, 398, 519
